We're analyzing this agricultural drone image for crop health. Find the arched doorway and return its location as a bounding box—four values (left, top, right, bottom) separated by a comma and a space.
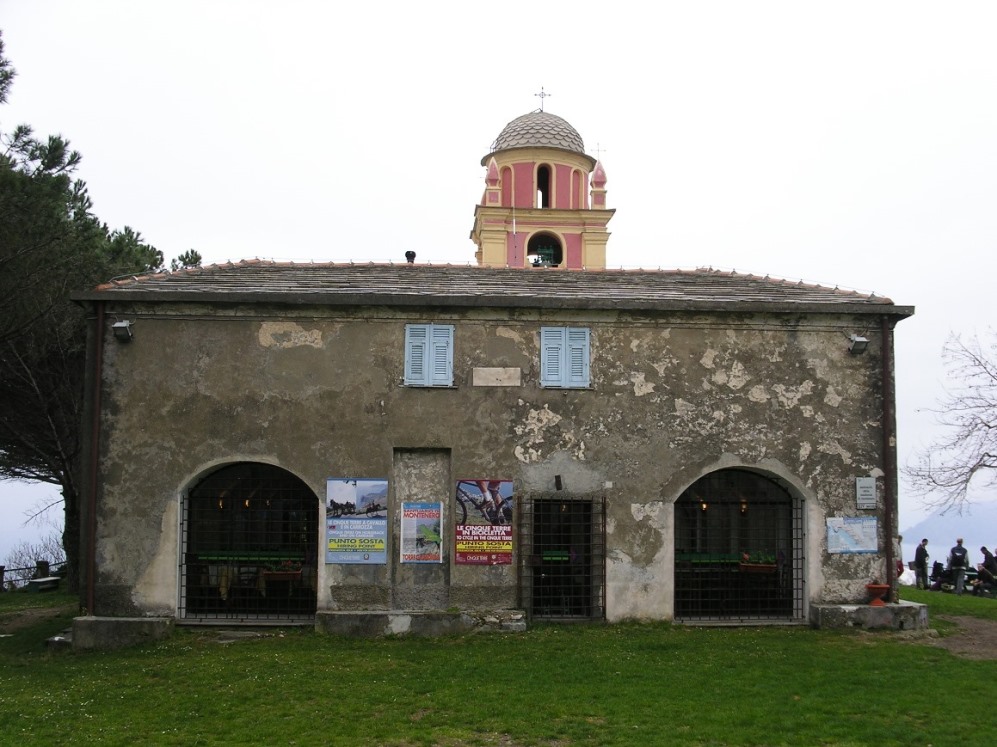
674, 469, 804, 622
179, 462, 319, 620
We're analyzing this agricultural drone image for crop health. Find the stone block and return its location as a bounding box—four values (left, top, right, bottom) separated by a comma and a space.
72, 616, 173, 651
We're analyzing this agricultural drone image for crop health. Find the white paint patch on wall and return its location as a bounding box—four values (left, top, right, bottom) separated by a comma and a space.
630, 372, 654, 396
818, 440, 853, 465
514, 405, 563, 464
748, 385, 770, 403
772, 380, 815, 408
131, 501, 180, 615
258, 322, 323, 348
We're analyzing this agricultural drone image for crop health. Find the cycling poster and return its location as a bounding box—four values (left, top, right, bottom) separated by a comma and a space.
325, 478, 388, 564
454, 479, 514, 565
400, 502, 443, 563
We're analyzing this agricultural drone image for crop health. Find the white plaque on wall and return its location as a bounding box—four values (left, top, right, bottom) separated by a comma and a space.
472, 367, 522, 387
855, 476, 877, 510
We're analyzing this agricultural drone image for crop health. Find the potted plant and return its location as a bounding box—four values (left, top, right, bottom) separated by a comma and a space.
739, 551, 777, 573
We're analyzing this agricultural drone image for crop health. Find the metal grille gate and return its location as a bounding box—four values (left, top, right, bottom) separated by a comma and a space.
674, 469, 805, 622
179, 463, 319, 622
519, 494, 606, 621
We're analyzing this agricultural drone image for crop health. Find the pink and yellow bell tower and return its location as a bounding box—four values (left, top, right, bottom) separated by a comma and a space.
470, 110, 614, 269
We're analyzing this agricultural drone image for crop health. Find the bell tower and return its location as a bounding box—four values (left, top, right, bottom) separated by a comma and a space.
470, 110, 614, 269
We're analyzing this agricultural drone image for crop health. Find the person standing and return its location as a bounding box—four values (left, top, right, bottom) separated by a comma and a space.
914, 539, 929, 590
948, 538, 969, 595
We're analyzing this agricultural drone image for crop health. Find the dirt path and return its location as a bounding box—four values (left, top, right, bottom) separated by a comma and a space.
925, 615, 997, 660
0, 602, 75, 634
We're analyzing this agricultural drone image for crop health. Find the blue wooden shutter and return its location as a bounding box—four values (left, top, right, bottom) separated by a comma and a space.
566, 328, 590, 387
405, 324, 453, 386
404, 324, 428, 385
429, 324, 454, 386
540, 327, 566, 387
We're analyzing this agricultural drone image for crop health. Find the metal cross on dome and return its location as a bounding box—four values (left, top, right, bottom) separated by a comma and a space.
534, 87, 551, 111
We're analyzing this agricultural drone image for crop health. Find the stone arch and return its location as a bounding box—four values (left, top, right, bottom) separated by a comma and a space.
179, 461, 320, 620
672, 466, 807, 622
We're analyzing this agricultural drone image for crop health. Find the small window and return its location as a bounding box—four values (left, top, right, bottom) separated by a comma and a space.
405, 324, 454, 386
540, 327, 590, 388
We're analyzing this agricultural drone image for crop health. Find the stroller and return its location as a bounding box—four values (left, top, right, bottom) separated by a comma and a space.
928, 560, 979, 592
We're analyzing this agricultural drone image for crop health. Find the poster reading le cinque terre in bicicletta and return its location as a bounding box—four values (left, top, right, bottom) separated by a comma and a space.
454, 479, 514, 565
325, 478, 388, 564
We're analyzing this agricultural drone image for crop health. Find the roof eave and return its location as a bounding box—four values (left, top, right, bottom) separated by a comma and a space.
70, 289, 914, 318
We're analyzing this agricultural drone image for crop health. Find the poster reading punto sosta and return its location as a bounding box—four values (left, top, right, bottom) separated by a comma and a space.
325, 478, 388, 564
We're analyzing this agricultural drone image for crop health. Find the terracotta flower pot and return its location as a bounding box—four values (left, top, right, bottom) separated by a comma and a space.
865, 583, 890, 606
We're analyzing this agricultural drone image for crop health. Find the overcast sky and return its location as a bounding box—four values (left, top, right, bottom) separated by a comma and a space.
2, 1, 996, 559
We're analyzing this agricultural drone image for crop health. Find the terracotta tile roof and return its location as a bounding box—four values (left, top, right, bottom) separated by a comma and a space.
73, 260, 913, 317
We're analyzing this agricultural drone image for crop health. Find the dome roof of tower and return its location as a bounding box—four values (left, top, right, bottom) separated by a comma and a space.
482, 110, 594, 166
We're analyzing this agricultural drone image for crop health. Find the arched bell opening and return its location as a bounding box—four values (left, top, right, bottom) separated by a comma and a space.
527, 232, 563, 268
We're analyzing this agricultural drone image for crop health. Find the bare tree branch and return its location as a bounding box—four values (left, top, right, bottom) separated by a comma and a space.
906, 330, 997, 513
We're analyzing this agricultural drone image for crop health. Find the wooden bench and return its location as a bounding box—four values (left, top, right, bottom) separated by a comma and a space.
27, 576, 61, 592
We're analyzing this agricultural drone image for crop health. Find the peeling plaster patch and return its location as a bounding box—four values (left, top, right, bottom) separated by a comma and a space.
630, 338, 643, 352
730, 404, 742, 414
800, 406, 814, 418
748, 385, 770, 403
631, 372, 655, 396
772, 380, 814, 409
824, 387, 843, 407
700, 349, 718, 369
674, 398, 695, 417
652, 361, 670, 376
799, 442, 812, 461
764, 345, 785, 363
726, 361, 749, 390
496, 327, 525, 345
513, 405, 563, 463
630, 502, 666, 524
807, 357, 830, 378
712, 410, 725, 422
258, 322, 323, 349
818, 440, 853, 465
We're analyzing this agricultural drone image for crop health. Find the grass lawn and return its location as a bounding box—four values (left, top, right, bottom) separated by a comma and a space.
0, 588, 994, 746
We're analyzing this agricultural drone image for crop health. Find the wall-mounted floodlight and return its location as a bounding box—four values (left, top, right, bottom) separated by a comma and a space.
848, 335, 869, 355
112, 320, 133, 343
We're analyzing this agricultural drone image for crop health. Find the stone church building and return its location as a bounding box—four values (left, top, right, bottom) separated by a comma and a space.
73, 110, 914, 640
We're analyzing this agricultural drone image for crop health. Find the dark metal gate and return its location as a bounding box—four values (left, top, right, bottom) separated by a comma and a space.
519, 495, 606, 621
179, 463, 319, 622
674, 469, 805, 622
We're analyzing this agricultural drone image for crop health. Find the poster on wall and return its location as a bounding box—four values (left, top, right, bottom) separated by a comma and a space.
400, 502, 443, 563
454, 479, 514, 565
325, 478, 388, 564
826, 516, 878, 554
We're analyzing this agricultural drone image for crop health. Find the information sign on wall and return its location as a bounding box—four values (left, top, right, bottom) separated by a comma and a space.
855, 476, 877, 510
827, 516, 878, 554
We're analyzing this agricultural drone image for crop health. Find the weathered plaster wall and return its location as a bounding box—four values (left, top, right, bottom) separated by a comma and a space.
91, 303, 892, 618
